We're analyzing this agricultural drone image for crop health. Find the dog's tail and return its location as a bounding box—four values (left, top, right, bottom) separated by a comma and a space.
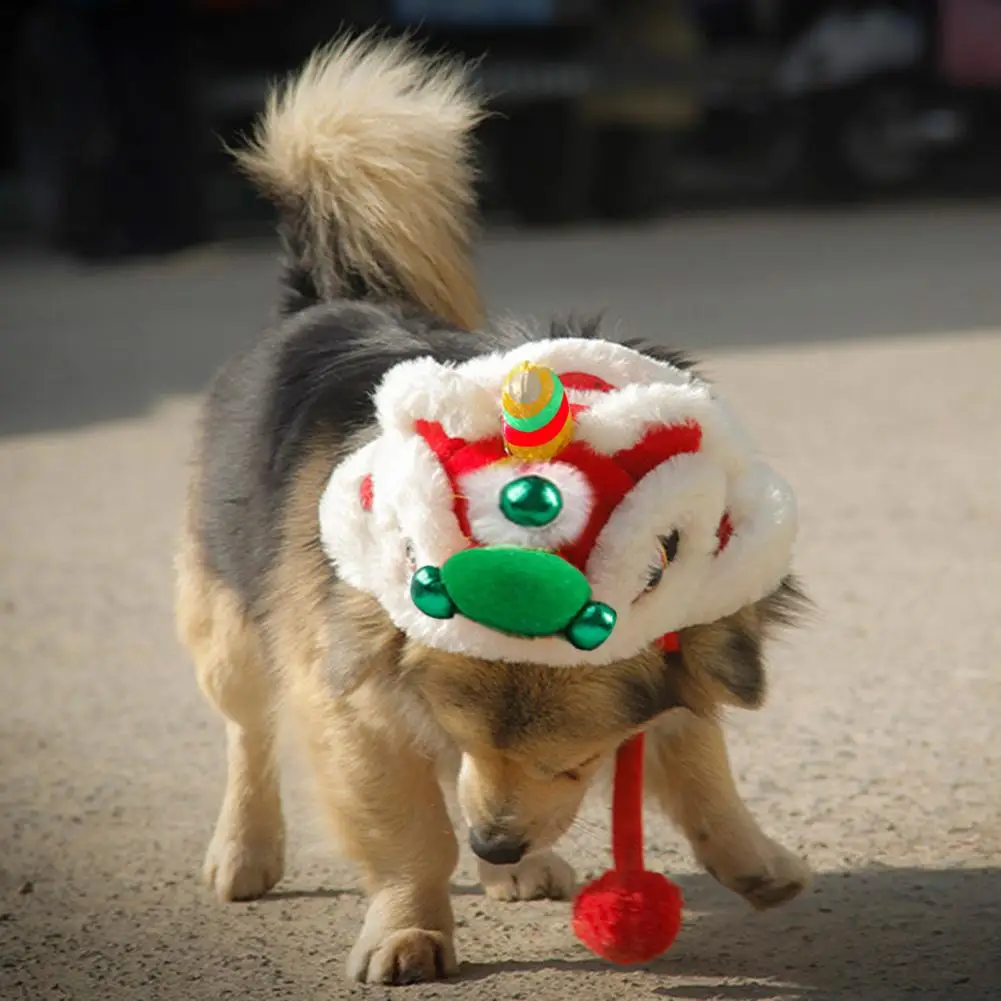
236, 34, 485, 329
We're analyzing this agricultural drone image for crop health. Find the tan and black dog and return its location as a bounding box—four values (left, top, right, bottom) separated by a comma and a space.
175, 35, 811, 985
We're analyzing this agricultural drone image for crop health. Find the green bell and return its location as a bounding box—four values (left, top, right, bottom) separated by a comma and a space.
565, 601, 617, 651
410, 565, 456, 620
499, 475, 563, 528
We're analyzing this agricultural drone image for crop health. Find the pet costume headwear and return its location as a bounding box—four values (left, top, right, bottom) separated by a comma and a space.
319, 337, 798, 964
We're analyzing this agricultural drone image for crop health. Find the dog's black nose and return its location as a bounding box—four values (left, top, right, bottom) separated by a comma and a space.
468, 829, 527, 866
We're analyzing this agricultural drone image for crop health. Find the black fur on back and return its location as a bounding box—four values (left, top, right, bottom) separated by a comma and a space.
193, 303, 702, 612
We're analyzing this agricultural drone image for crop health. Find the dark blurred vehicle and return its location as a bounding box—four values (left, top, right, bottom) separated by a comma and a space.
684, 0, 1001, 199
778, 0, 1001, 196
13, 1, 212, 258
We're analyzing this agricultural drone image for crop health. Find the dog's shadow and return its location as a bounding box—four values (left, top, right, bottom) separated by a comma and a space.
458, 865, 1001, 999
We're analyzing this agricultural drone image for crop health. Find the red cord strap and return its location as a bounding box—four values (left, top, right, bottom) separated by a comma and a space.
612, 733, 646, 874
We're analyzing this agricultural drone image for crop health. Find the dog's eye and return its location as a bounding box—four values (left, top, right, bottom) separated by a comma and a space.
643, 529, 680, 593
404, 540, 417, 573
556, 753, 601, 782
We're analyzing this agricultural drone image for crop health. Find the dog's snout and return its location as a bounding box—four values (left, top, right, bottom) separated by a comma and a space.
468, 828, 528, 866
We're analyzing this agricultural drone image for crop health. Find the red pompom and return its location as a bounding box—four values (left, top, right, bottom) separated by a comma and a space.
572, 868, 683, 966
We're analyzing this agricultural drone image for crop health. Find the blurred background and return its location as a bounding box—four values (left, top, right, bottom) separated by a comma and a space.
3, 0, 1001, 430
2, 0, 1001, 252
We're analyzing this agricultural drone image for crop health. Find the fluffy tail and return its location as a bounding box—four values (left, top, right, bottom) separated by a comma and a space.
236, 34, 485, 330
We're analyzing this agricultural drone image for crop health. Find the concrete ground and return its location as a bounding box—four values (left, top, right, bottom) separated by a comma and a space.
1, 202, 999, 1001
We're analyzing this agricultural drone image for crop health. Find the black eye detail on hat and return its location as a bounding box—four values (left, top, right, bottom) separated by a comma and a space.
643, 530, 681, 593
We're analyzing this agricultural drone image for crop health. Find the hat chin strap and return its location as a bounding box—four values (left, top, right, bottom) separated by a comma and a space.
610, 732, 648, 873
571, 632, 685, 965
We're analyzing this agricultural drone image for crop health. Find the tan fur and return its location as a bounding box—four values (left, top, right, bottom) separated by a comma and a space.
682, 603, 769, 707
175, 515, 286, 902
235, 34, 485, 330
646, 712, 809, 910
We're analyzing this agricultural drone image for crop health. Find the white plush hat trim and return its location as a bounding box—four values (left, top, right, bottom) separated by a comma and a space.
319, 338, 797, 667
459, 460, 595, 552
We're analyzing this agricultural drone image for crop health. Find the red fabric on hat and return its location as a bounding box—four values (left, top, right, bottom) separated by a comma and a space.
716, 511, 734, 553
656, 631, 680, 654
414, 418, 705, 569
553, 443, 637, 572
413, 419, 469, 465
359, 474, 374, 512
560, 371, 616, 393
414, 421, 505, 538
614, 420, 702, 482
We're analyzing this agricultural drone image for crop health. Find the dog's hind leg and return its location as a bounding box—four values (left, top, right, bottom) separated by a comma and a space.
646, 711, 810, 911
175, 530, 285, 902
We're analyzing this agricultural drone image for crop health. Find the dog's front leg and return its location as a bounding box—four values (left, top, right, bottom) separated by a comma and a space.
303, 695, 459, 985
646, 711, 810, 910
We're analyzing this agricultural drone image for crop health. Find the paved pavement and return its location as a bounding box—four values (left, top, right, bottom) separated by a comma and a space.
2, 202, 1000, 1000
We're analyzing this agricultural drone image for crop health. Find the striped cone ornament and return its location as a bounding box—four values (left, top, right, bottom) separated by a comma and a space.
501, 362, 575, 461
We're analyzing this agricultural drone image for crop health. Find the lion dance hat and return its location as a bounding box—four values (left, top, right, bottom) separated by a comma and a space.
319, 337, 797, 965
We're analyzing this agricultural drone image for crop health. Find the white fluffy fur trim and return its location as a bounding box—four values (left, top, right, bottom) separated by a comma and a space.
376, 356, 500, 440
372, 338, 704, 452
370, 434, 467, 570
318, 441, 379, 593
460, 337, 694, 392
319, 434, 467, 597
573, 382, 751, 481
587, 453, 796, 636
685, 461, 798, 627
586, 453, 728, 638
459, 460, 594, 549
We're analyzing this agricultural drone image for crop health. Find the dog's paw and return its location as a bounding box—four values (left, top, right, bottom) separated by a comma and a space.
348, 928, 458, 984
478, 850, 576, 902
707, 838, 810, 911
202, 824, 285, 902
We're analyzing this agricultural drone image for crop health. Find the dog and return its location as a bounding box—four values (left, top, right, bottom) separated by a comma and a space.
174, 34, 812, 985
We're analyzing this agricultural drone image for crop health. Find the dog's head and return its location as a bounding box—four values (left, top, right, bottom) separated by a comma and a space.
320, 338, 798, 862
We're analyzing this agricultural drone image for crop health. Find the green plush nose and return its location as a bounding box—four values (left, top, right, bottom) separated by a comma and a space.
410, 547, 617, 650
